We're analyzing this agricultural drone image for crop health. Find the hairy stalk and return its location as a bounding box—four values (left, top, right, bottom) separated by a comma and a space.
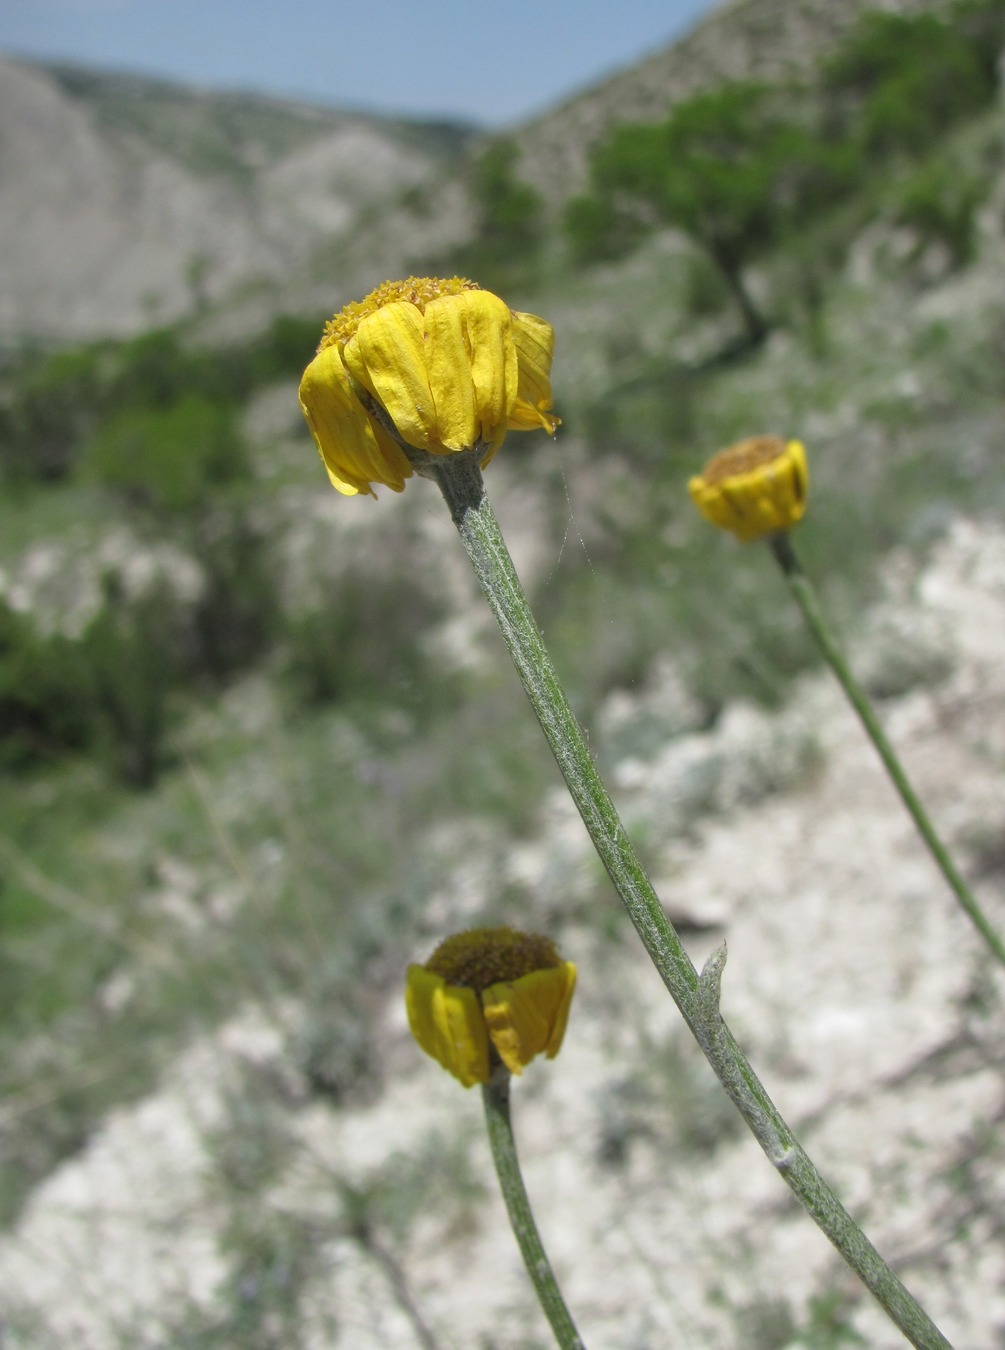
428, 450, 952, 1350
482, 1069, 586, 1349
770, 532, 1005, 970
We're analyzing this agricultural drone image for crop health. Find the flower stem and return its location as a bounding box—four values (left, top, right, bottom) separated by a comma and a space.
430, 451, 952, 1350
769, 532, 1005, 971
482, 1069, 586, 1350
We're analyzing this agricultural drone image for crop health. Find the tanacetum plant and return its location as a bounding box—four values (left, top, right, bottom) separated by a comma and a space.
407, 927, 583, 1350
688, 434, 808, 541
301, 279, 953, 1350
406, 926, 576, 1087
298, 275, 558, 496
689, 433, 1005, 972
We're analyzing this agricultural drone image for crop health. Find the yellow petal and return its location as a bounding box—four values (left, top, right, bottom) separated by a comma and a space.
460, 290, 519, 444
405, 965, 490, 1087
507, 311, 559, 436
423, 294, 478, 451
543, 962, 576, 1057
689, 438, 808, 542
510, 311, 555, 407
481, 962, 577, 1076
299, 345, 412, 495
345, 302, 436, 451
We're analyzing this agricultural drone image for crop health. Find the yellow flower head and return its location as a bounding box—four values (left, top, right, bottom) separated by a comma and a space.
405, 926, 576, 1088
688, 435, 809, 542
299, 276, 559, 497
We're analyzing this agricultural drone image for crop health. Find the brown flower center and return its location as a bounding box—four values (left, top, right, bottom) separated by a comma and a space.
424, 927, 561, 990
701, 435, 787, 485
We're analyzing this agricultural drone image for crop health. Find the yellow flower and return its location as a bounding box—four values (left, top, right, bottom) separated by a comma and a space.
688, 435, 809, 542
299, 276, 559, 497
405, 926, 576, 1088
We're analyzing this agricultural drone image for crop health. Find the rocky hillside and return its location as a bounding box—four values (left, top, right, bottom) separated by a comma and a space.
1, 516, 1003, 1348
0, 0, 955, 342
513, 0, 952, 201
1, 1, 1003, 1346
0, 56, 474, 339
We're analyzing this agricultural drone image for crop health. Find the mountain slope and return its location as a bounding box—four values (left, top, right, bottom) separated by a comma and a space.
0, 56, 474, 339
514, 0, 951, 203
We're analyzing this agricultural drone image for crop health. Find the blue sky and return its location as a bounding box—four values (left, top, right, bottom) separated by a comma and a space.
0, 0, 719, 125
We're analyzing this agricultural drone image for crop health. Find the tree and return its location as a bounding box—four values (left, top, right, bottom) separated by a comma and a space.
582, 83, 855, 345
822, 11, 996, 159
452, 139, 545, 289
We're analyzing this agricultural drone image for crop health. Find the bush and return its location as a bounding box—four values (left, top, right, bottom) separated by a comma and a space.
85, 394, 248, 514
563, 193, 647, 266
0, 328, 261, 487
244, 314, 327, 386
284, 571, 447, 716
584, 83, 858, 343
823, 11, 996, 159
80, 576, 186, 789
449, 138, 545, 289
0, 345, 106, 481
893, 157, 986, 270
186, 509, 281, 683
0, 602, 94, 764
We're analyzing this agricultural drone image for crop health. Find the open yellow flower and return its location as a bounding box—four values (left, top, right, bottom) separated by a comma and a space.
405, 926, 576, 1088
689, 435, 808, 542
299, 276, 559, 497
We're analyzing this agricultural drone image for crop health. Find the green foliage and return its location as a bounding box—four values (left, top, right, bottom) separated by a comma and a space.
681, 250, 735, 319
0, 318, 321, 489
451, 138, 545, 288
583, 83, 858, 341
823, 11, 996, 159
284, 570, 448, 718
598, 81, 856, 257
186, 510, 281, 683
243, 313, 327, 386
952, 0, 1005, 83
563, 191, 647, 266
80, 576, 186, 789
796, 1291, 868, 1347
103, 327, 239, 411
0, 344, 106, 481
85, 394, 248, 513
0, 602, 93, 764
893, 155, 987, 270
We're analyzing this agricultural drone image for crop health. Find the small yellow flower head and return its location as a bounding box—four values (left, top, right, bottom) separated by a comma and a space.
405, 926, 576, 1088
688, 435, 809, 542
299, 276, 559, 497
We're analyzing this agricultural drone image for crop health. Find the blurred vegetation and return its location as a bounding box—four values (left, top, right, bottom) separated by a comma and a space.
446, 137, 546, 290
564, 2, 1003, 343
3, 7, 1005, 1339
578, 81, 857, 344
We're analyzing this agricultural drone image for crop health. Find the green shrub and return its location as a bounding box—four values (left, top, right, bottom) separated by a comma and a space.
284, 571, 447, 716
244, 314, 327, 386
894, 156, 986, 270
80, 576, 186, 789
823, 11, 996, 159
186, 509, 281, 683
104, 327, 240, 411
0, 602, 94, 764
85, 394, 247, 513
449, 138, 545, 289
563, 192, 647, 266
0, 344, 106, 481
